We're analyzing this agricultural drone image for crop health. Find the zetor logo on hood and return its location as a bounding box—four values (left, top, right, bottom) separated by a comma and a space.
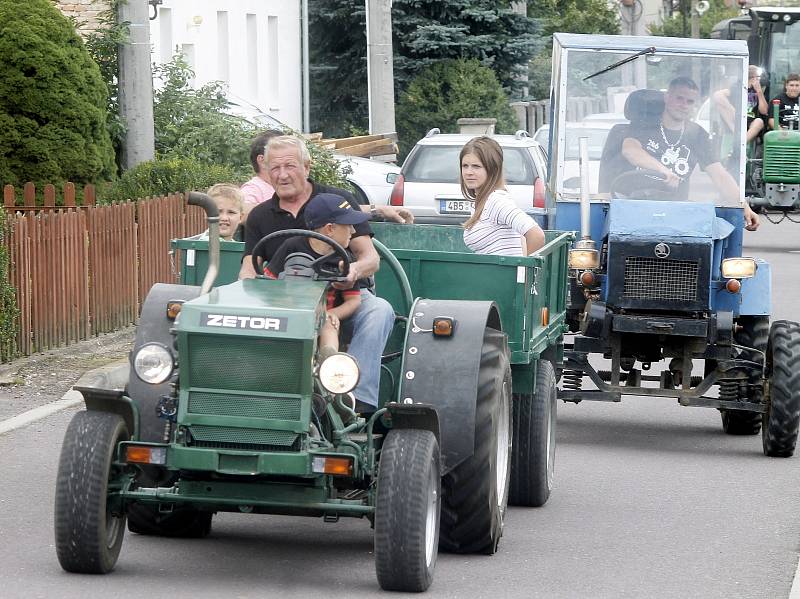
201, 312, 287, 331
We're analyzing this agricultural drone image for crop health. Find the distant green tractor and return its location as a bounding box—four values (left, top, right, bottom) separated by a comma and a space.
55, 193, 572, 591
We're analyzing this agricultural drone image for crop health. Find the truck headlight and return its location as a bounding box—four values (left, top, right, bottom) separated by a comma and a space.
568, 248, 600, 270
133, 343, 174, 384
721, 257, 757, 279
319, 353, 360, 394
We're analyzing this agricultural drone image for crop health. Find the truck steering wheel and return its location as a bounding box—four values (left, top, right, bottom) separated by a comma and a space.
610, 169, 674, 201
250, 229, 352, 282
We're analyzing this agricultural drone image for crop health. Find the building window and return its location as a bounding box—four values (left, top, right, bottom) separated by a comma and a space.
159, 7, 172, 62
217, 11, 229, 83
268, 15, 279, 105
246, 13, 258, 99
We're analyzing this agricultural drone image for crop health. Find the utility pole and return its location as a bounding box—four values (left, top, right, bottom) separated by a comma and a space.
365, 0, 396, 136
118, 0, 155, 170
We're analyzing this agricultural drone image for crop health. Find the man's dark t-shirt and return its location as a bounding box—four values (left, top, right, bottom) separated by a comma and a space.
244, 180, 373, 264
770, 92, 800, 129
625, 121, 713, 200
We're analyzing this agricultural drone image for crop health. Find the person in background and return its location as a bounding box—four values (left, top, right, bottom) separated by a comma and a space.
713, 65, 769, 143
769, 73, 800, 130
460, 136, 545, 256
190, 183, 244, 242
240, 129, 283, 219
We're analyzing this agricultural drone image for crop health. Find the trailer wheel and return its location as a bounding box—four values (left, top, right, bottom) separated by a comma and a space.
762, 320, 800, 457
55, 411, 128, 573
439, 328, 512, 554
721, 316, 768, 435
374, 428, 440, 592
510, 359, 557, 507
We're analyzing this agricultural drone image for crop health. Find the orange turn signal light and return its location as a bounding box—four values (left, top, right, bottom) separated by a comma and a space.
312, 456, 354, 476
125, 445, 167, 465
166, 301, 184, 320
433, 317, 454, 337
541, 307, 550, 327
579, 270, 596, 287
725, 278, 742, 294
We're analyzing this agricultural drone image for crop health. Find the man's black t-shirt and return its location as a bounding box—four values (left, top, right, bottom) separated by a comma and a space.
625, 121, 713, 200
244, 180, 373, 263
770, 92, 800, 129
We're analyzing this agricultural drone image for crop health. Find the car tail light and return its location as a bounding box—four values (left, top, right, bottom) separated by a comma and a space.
533, 176, 545, 208
390, 174, 405, 206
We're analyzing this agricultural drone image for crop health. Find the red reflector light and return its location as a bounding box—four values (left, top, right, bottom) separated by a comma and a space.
533, 177, 545, 208
390, 174, 405, 206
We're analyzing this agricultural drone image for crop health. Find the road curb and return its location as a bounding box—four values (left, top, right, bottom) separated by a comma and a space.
0, 359, 129, 436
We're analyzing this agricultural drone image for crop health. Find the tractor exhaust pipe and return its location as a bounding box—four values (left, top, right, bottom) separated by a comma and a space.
187, 192, 219, 295
574, 137, 597, 256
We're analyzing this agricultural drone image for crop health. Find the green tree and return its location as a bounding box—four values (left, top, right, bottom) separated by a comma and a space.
396, 58, 518, 157
309, 0, 541, 137
648, 0, 738, 38
527, 0, 619, 100
0, 207, 17, 362
0, 0, 115, 189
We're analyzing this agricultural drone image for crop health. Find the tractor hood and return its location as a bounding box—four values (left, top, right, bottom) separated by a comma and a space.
603, 199, 734, 241
176, 278, 328, 340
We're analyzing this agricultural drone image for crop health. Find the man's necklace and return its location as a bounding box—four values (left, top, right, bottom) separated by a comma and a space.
660, 122, 685, 148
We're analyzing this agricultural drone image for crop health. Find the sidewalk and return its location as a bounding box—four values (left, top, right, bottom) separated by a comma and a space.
0, 326, 134, 422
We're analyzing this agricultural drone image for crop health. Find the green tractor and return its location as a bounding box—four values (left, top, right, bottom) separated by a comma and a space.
54, 193, 573, 591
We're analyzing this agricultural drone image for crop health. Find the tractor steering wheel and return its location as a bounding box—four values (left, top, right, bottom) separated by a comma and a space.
250, 229, 352, 282
609, 169, 674, 201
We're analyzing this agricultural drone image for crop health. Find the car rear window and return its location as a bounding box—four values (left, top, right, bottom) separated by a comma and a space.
404, 145, 536, 185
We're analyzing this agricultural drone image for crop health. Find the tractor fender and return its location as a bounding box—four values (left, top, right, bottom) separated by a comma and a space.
385, 403, 440, 444
398, 298, 502, 474
129, 283, 201, 442
74, 387, 139, 441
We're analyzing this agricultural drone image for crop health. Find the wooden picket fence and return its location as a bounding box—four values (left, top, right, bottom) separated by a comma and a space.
2, 186, 206, 358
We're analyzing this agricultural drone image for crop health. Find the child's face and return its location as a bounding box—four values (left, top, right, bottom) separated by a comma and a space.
215, 196, 242, 240
322, 222, 355, 249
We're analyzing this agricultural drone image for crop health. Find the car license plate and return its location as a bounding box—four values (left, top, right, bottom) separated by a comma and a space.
439, 199, 473, 214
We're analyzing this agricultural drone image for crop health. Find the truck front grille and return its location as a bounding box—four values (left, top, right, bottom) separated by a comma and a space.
763, 145, 800, 182
188, 424, 300, 452
623, 256, 699, 302
188, 392, 302, 420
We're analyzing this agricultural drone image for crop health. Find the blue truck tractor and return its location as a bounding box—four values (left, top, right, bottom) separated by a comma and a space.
545, 33, 800, 456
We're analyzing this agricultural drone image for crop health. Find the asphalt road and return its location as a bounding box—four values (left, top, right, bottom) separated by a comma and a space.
0, 219, 798, 598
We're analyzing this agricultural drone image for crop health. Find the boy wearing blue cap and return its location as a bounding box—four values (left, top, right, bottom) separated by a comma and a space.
263, 193, 371, 357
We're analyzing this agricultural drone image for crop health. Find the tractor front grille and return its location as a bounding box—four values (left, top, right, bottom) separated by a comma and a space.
188, 424, 300, 452
623, 256, 699, 302
763, 145, 800, 182
186, 334, 306, 394
188, 391, 302, 420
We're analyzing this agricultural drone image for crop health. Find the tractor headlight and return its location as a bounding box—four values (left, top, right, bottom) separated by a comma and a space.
319, 353, 360, 395
721, 257, 757, 279
133, 343, 174, 384
568, 248, 600, 270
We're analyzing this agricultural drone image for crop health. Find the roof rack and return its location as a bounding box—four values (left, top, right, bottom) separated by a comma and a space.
514, 130, 531, 139
425, 128, 441, 137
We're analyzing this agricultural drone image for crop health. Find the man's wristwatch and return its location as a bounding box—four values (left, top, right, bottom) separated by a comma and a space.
369, 203, 380, 219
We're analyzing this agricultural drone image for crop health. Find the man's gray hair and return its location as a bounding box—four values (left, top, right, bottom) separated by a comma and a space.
265, 135, 311, 167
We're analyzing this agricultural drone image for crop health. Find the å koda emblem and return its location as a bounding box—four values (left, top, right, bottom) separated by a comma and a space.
654, 242, 670, 259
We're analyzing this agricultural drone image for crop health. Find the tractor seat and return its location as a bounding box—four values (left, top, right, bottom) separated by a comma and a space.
598, 89, 665, 193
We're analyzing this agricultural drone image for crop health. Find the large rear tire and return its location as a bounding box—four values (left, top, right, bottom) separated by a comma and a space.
55, 411, 128, 573
375, 428, 440, 592
762, 320, 800, 457
721, 316, 768, 435
510, 359, 557, 507
439, 328, 512, 554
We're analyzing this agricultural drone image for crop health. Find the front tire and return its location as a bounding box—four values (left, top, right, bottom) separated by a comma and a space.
510, 359, 557, 506
374, 429, 441, 592
762, 320, 800, 457
55, 411, 128, 573
439, 328, 512, 554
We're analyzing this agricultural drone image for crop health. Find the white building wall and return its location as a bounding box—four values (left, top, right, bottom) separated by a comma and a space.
149, 0, 303, 130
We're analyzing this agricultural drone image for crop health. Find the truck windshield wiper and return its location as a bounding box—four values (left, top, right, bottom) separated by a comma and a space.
583, 47, 656, 81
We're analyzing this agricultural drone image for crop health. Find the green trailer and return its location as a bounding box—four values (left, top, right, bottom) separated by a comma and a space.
54, 194, 573, 592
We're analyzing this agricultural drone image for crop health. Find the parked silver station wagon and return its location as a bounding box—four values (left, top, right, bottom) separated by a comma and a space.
389, 129, 548, 225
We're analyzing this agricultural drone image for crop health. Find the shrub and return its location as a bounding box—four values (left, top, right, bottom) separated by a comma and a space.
0, 208, 17, 362
100, 157, 245, 204
396, 59, 518, 158
0, 0, 115, 189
